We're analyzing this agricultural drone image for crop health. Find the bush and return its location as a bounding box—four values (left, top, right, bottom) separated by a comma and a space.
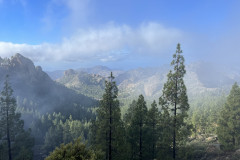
45, 138, 96, 160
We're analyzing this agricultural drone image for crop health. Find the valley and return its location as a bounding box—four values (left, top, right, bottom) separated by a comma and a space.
0, 52, 238, 159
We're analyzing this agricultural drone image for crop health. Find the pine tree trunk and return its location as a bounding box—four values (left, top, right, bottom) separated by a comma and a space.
131, 141, 134, 160
173, 60, 179, 160
108, 74, 113, 160
173, 102, 176, 160
7, 102, 12, 160
109, 100, 112, 160
195, 124, 197, 139
232, 136, 235, 146
152, 123, 155, 160
139, 121, 142, 160
7, 129, 12, 160
106, 131, 108, 160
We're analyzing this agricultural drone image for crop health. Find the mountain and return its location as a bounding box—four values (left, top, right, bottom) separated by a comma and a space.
54, 62, 240, 103
187, 62, 240, 88
114, 66, 169, 99
57, 69, 106, 99
76, 65, 124, 77
46, 70, 64, 80
46, 65, 124, 80
0, 54, 97, 125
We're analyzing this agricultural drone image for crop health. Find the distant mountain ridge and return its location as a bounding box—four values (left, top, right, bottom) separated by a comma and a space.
76, 65, 124, 77
49, 63, 240, 102
47, 65, 124, 80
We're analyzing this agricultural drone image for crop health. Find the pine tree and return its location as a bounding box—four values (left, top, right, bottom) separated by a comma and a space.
0, 75, 20, 160
157, 105, 173, 160
146, 100, 161, 160
95, 72, 126, 160
125, 95, 148, 160
217, 82, 240, 150
0, 75, 34, 160
124, 100, 137, 159
159, 43, 190, 159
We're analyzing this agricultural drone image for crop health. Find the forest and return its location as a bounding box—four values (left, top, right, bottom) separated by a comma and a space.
1, 43, 240, 160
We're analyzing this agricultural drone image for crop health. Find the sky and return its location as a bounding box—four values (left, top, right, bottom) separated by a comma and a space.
0, 0, 239, 71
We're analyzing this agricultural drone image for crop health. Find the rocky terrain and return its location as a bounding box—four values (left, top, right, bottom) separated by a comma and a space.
50, 62, 240, 103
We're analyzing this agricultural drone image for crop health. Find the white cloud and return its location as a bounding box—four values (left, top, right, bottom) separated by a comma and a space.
131, 22, 183, 54
0, 22, 184, 62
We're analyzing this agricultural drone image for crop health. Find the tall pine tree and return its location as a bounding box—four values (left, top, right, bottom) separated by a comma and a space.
95, 72, 126, 160
0, 75, 34, 160
124, 100, 137, 159
125, 95, 148, 160
146, 100, 161, 160
217, 82, 240, 150
159, 43, 190, 159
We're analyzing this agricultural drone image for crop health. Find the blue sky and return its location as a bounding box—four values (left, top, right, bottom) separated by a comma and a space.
0, 0, 239, 70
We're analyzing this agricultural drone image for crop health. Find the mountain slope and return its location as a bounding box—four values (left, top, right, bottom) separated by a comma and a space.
55, 62, 239, 103
0, 54, 97, 121
46, 70, 64, 80
57, 69, 106, 99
